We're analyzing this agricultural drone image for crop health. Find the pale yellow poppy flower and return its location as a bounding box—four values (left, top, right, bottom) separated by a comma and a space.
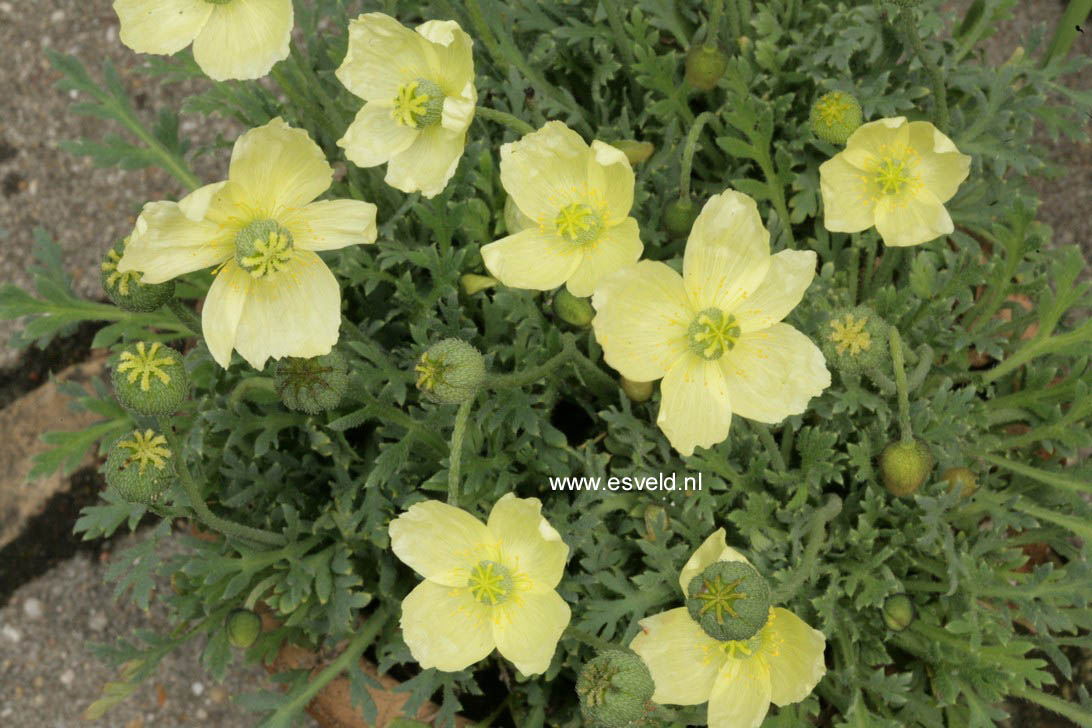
591, 190, 829, 456
119, 118, 378, 371
336, 13, 477, 198
819, 117, 971, 247
113, 0, 293, 82
630, 529, 827, 728
481, 121, 643, 297
388, 494, 571, 675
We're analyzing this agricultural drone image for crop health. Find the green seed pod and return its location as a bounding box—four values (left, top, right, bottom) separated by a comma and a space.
685, 561, 771, 642
684, 44, 729, 91
610, 140, 655, 165
226, 609, 262, 649
882, 593, 915, 632
274, 350, 349, 415
820, 306, 890, 376
663, 197, 698, 239
101, 236, 175, 312
111, 342, 188, 415
553, 289, 596, 328
621, 377, 654, 403
415, 339, 485, 405
942, 466, 978, 498
104, 429, 175, 504
809, 91, 863, 145
879, 439, 933, 496
576, 649, 656, 728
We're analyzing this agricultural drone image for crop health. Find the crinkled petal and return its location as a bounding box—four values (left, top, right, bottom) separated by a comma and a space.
841, 117, 908, 170
720, 323, 830, 423
707, 657, 772, 728
201, 261, 251, 368
385, 126, 465, 198
416, 20, 476, 103
629, 608, 727, 705
228, 118, 332, 212
389, 500, 491, 587
658, 355, 733, 457
684, 190, 771, 312
764, 608, 827, 706
907, 121, 971, 203
337, 102, 419, 169
734, 250, 816, 333
400, 581, 495, 672
500, 121, 592, 222
591, 260, 692, 382
874, 187, 954, 247
232, 251, 340, 370
589, 140, 634, 223
486, 494, 568, 592
481, 228, 583, 292
114, 0, 210, 55
442, 91, 477, 135
286, 199, 378, 252
565, 217, 643, 297
191, 0, 292, 81
678, 528, 752, 597
336, 12, 430, 102
493, 590, 570, 676
819, 154, 876, 233
117, 201, 231, 283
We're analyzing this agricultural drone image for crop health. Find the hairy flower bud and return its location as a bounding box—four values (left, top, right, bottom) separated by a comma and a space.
879, 439, 933, 496
685, 45, 729, 91
685, 561, 771, 641
553, 289, 595, 328
105, 429, 175, 504
942, 467, 978, 498
610, 140, 655, 165
882, 593, 915, 632
101, 236, 175, 312
111, 342, 188, 415
663, 197, 698, 239
576, 650, 656, 728
226, 608, 262, 648
809, 91, 863, 145
820, 306, 889, 375
621, 377, 654, 403
415, 339, 485, 405
460, 273, 498, 296
274, 350, 349, 414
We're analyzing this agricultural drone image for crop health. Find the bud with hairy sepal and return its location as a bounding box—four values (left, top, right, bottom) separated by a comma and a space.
663, 197, 698, 239
415, 339, 485, 405
879, 438, 933, 496
820, 305, 890, 376
942, 467, 977, 497
553, 289, 595, 328
112, 342, 188, 415
621, 377, 653, 403
226, 609, 262, 648
274, 350, 349, 414
882, 593, 915, 631
576, 649, 656, 728
101, 236, 175, 312
105, 429, 175, 504
809, 91, 863, 145
685, 45, 729, 91
460, 273, 498, 296
685, 561, 770, 641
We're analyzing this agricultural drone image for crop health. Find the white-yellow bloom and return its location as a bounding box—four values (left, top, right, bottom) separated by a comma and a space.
119, 118, 378, 371
819, 116, 971, 247
388, 494, 571, 675
591, 190, 830, 456
113, 0, 293, 82
481, 121, 643, 297
630, 529, 827, 728
336, 13, 477, 198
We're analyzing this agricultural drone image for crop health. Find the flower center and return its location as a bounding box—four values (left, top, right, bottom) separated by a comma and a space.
829, 313, 871, 355
235, 219, 295, 278
873, 153, 919, 196
116, 342, 176, 392
391, 78, 445, 129
721, 632, 765, 659
554, 202, 603, 245
687, 308, 740, 360
118, 429, 172, 475
467, 560, 514, 606
101, 245, 142, 296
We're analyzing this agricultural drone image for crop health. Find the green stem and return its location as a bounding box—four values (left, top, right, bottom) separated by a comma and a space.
779, 423, 795, 468
981, 318, 1092, 384
897, 8, 950, 133
847, 242, 861, 305
753, 423, 787, 471
570, 347, 623, 396
447, 398, 474, 507
465, 0, 509, 75
601, 0, 636, 67
889, 327, 913, 442
564, 626, 619, 652
475, 105, 534, 135
862, 237, 878, 295
228, 377, 278, 409
1012, 685, 1092, 728
705, 0, 726, 46
976, 453, 1091, 496
271, 63, 341, 146
679, 111, 715, 199
486, 339, 576, 389
772, 496, 842, 604
724, 0, 741, 41
1041, 0, 1092, 67
167, 297, 201, 336
870, 248, 901, 295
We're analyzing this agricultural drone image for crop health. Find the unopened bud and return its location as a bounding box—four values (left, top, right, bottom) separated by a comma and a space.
621, 377, 653, 403
553, 289, 595, 328
942, 467, 978, 498
112, 342, 188, 415
415, 339, 485, 405
460, 273, 498, 295
809, 91, 863, 145
879, 439, 933, 496
101, 236, 175, 312
610, 140, 655, 165
105, 429, 175, 504
226, 609, 262, 648
663, 197, 698, 239
882, 593, 915, 631
685, 561, 770, 641
576, 649, 656, 728
685, 45, 729, 91
274, 350, 349, 414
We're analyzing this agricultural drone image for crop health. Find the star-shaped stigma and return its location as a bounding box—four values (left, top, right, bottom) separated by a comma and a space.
695, 573, 748, 625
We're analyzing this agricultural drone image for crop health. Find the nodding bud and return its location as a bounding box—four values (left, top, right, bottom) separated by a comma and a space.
879, 439, 933, 496
101, 236, 175, 312
820, 305, 890, 376
105, 429, 175, 504
685, 561, 771, 642
621, 377, 654, 403
685, 44, 729, 91
942, 467, 978, 498
809, 91, 863, 145
663, 197, 698, 239
553, 289, 596, 328
415, 339, 485, 405
576, 649, 656, 728
610, 140, 655, 165
274, 350, 349, 415
111, 342, 188, 416
460, 273, 498, 295
882, 593, 915, 632
226, 609, 262, 648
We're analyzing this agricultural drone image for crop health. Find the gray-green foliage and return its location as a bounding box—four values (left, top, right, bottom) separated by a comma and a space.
2, 0, 1091, 726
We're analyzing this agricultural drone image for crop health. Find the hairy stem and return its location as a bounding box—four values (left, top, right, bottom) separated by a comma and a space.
889, 327, 913, 442
680, 111, 715, 199
897, 8, 950, 133
475, 105, 535, 135
772, 496, 842, 603
447, 398, 474, 507
166, 297, 202, 336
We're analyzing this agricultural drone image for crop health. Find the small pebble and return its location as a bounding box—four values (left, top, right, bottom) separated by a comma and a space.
33, 676, 44, 689
88, 612, 108, 632
0, 2, 12, 12
191, 682, 205, 697
50, 9, 64, 22
196, 708, 208, 720
1, 625, 21, 643
0, 707, 12, 718
208, 686, 229, 704
60, 669, 75, 687
23, 598, 43, 620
